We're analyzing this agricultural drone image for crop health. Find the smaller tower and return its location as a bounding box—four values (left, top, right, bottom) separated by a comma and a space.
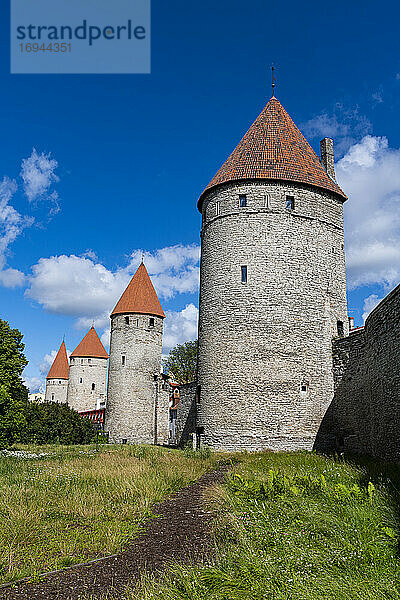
105, 262, 165, 444
66, 327, 108, 413
45, 341, 69, 403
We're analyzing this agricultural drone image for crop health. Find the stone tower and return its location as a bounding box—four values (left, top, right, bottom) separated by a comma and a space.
105, 262, 165, 444
197, 95, 349, 451
45, 340, 69, 403
66, 327, 108, 412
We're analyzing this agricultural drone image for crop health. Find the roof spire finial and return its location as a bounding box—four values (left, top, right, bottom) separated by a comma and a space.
271, 65, 276, 97
141, 252, 144, 264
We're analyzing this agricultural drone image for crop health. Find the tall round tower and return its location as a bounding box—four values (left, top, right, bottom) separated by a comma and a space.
45, 340, 69, 403
197, 96, 348, 451
105, 262, 166, 444
66, 327, 108, 412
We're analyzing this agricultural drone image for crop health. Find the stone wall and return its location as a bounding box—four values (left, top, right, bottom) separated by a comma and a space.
175, 382, 197, 447
105, 312, 163, 444
66, 356, 108, 413
197, 179, 348, 451
317, 283, 400, 460
45, 378, 68, 404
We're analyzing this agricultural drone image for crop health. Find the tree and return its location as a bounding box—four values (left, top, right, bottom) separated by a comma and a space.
0, 320, 29, 447
21, 402, 97, 445
164, 340, 198, 384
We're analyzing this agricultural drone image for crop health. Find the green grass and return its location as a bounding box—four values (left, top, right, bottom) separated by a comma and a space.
122, 451, 400, 600
0, 443, 220, 584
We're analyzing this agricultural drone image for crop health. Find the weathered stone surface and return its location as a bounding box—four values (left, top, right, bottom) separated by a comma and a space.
175, 382, 197, 447
45, 379, 68, 404
197, 180, 348, 451
319, 283, 400, 459
67, 356, 108, 413
105, 312, 163, 444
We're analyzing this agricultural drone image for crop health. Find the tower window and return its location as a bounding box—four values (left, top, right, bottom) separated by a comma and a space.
59, 380, 61, 384
88, 358, 91, 363
286, 196, 294, 211
215, 201, 220, 216
81, 359, 83, 365
91, 383, 95, 390
239, 194, 247, 207
337, 321, 344, 337
122, 355, 126, 366
125, 316, 129, 324
51, 394, 54, 401
196, 385, 201, 405
265, 194, 270, 208
241, 265, 247, 283
79, 378, 82, 383
149, 317, 155, 327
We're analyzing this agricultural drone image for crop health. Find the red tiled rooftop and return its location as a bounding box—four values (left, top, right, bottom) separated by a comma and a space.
70, 327, 109, 359
198, 96, 346, 210
111, 262, 165, 318
47, 341, 69, 380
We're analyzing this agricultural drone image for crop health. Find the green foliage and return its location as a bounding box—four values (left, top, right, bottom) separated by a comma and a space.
183, 443, 212, 459
163, 340, 198, 384
20, 402, 97, 445
0, 320, 29, 448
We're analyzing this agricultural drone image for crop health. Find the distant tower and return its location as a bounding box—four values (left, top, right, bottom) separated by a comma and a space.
45, 341, 69, 403
197, 96, 348, 451
66, 327, 108, 412
105, 262, 166, 444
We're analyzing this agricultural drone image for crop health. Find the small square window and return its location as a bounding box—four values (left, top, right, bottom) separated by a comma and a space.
286, 196, 294, 211
239, 194, 247, 207
149, 317, 155, 327
125, 316, 129, 324
301, 384, 307, 392
122, 355, 126, 366
241, 265, 247, 283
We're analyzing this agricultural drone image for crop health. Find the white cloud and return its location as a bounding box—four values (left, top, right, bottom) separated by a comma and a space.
39, 347, 71, 377
20, 148, 59, 214
0, 267, 26, 288
301, 104, 372, 156
337, 135, 400, 291
163, 303, 198, 352
362, 294, 383, 322
26, 244, 200, 325
23, 375, 45, 394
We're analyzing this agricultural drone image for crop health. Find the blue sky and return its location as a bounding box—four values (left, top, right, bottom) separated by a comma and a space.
1, 0, 400, 391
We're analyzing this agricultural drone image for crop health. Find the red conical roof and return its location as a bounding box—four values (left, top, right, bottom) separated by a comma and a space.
198, 96, 346, 210
70, 327, 109, 359
111, 262, 165, 318
47, 341, 69, 380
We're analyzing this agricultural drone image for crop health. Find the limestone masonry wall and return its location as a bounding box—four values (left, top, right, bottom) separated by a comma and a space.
175, 382, 197, 447
66, 356, 107, 412
318, 283, 400, 460
197, 180, 348, 451
105, 312, 163, 444
45, 379, 68, 404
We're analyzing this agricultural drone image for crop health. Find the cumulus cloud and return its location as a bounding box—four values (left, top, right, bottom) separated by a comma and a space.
23, 375, 45, 394
163, 303, 198, 352
26, 245, 200, 325
362, 294, 383, 322
20, 148, 59, 214
337, 135, 400, 291
301, 104, 372, 156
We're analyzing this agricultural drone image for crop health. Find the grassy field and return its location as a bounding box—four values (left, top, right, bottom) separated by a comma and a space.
0, 443, 219, 584
123, 451, 400, 600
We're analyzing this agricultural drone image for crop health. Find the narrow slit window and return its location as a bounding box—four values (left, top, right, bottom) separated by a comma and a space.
51, 394, 55, 401
215, 201, 220, 216
91, 383, 95, 390
241, 265, 247, 283
88, 358, 91, 363
125, 316, 129, 324
239, 194, 247, 207
79, 378, 82, 383
122, 355, 126, 366
337, 320, 344, 337
286, 195, 294, 211
265, 194, 270, 208
149, 317, 155, 327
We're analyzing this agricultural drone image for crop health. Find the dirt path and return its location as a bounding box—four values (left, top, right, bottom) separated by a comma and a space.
1, 464, 229, 600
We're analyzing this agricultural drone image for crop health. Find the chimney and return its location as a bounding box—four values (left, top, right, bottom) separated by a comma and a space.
320, 138, 336, 181
348, 316, 355, 330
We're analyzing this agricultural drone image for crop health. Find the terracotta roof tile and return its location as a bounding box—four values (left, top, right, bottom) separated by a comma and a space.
47, 341, 69, 380
111, 262, 165, 318
198, 96, 346, 210
70, 327, 109, 359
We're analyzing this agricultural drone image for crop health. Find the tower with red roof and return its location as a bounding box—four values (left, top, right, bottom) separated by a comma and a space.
105, 262, 166, 444
197, 95, 349, 451
66, 326, 109, 412
45, 340, 69, 404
